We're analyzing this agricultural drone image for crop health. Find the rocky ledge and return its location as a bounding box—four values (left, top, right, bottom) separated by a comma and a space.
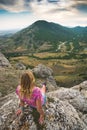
0, 81, 87, 130
0, 64, 87, 130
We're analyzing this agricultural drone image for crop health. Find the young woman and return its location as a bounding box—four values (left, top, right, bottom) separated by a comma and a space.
16, 71, 46, 125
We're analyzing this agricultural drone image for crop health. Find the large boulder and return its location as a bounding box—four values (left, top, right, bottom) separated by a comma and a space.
0, 91, 87, 130
47, 87, 87, 113
32, 64, 57, 91
72, 81, 87, 98
47, 81, 87, 128
32, 64, 53, 78
15, 62, 26, 70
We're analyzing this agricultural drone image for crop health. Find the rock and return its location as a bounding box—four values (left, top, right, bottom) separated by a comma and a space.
32, 64, 57, 91
0, 92, 2, 97
81, 114, 87, 126
72, 81, 87, 98
32, 64, 53, 78
45, 76, 57, 91
47, 87, 87, 114
0, 91, 87, 130
15, 62, 26, 70
72, 81, 87, 91
0, 52, 11, 67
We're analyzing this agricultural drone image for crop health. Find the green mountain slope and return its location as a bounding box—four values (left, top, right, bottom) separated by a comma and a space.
72, 26, 87, 42
0, 20, 87, 53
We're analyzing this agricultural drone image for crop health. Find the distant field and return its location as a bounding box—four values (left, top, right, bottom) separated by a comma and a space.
8, 51, 87, 88
34, 52, 67, 58
0, 51, 87, 97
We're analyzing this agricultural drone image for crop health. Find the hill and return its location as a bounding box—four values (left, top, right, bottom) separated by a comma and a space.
0, 20, 87, 53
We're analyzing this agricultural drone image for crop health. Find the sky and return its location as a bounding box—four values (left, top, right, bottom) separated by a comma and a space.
0, 0, 87, 30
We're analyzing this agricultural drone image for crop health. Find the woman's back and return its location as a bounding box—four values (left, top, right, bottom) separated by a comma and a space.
16, 86, 44, 108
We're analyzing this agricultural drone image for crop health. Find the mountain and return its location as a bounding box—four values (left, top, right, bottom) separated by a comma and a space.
72, 26, 87, 42
0, 20, 87, 53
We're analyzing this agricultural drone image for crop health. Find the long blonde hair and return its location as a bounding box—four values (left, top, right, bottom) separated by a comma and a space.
20, 71, 35, 99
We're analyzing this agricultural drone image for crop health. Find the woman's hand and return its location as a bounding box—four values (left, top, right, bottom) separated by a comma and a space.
39, 114, 44, 125
16, 109, 22, 116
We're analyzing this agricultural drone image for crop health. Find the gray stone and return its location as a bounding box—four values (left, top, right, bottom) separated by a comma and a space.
0, 90, 87, 130
32, 64, 57, 91
47, 87, 87, 113
32, 64, 53, 78
0, 52, 11, 67
15, 62, 26, 70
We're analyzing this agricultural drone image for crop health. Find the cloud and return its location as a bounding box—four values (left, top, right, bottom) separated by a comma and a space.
0, 0, 87, 28
0, 0, 15, 5
71, 3, 87, 13
0, 0, 28, 12
28, 0, 87, 27
29, 0, 75, 16
68, 0, 87, 12
47, 0, 59, 3
76, 4, 87, 13
0, 0, 87, 13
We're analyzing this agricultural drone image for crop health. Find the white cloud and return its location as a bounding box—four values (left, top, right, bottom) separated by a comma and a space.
0, 0, 87, 30
0, 0, 28, 12
29, 0, 87, 27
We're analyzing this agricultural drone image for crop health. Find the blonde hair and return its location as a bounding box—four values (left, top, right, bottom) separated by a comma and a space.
20, 71, 35, 99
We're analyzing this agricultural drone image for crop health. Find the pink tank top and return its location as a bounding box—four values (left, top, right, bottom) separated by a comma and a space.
16, 85, 44, 108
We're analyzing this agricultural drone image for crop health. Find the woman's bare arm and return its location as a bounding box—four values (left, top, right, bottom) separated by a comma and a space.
19, 99, 25, 106
36, 98, 44, 124
16, 100, 25, 115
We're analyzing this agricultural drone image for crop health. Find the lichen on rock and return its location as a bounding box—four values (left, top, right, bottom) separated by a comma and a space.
0, 92, 87, 130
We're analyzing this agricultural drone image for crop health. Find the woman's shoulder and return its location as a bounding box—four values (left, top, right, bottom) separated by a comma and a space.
33, 86, 42, 99
33, 86, 40, 91
16, 85, 21, 95
17, 85, 21, 90
33, 86, 41, 93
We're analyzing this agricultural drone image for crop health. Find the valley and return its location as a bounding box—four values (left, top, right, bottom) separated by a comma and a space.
7, 50, 87, 88
0, 20, 87, 93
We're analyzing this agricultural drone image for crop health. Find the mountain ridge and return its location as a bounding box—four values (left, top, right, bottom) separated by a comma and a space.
0, 20, 87, 53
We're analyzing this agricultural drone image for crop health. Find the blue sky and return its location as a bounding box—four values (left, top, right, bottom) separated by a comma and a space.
0, 0, 87, 30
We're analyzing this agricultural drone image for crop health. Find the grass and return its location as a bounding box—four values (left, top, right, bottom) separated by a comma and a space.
55, 75, 83, 87
8, 52, 87, 88
0, 68, 27, 97
34, 52, 67, 58
0, 51, 87, 97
